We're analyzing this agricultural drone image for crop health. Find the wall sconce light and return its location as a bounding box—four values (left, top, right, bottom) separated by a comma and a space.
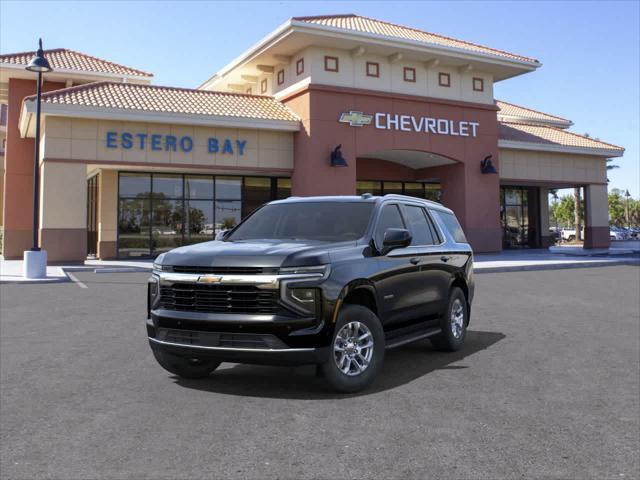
330, 144, 348, 167
480, 155, 497, 174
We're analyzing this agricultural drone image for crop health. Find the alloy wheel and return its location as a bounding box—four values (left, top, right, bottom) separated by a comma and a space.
333, 321, 374, 376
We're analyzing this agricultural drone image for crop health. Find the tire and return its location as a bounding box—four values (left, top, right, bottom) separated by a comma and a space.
320, 304, 385, 393
567, 235, 575, 242
152, 347, 221, 379
430, 287, 468, 352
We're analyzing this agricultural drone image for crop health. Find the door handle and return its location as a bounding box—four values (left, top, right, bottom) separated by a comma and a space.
410, 257, 420, 265
440, 255, 451, 262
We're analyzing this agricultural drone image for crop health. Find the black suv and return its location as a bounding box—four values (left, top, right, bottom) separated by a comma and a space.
147, 194, 474, 392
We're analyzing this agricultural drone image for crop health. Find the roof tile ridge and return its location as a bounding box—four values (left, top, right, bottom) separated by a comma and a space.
348, 14, 539, 63
496, 99, 571, 123
61, 48, 153, 77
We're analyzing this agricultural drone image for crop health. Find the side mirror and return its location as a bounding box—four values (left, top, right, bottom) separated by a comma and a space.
382, 228, 412, 254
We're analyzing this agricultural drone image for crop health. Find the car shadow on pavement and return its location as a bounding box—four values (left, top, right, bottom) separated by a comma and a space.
174, 330, 505, 399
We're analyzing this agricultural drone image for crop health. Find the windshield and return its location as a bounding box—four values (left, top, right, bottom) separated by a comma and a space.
227, 202, 374, 242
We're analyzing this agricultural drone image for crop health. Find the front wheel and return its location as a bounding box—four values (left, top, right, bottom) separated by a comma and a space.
430, 287, 468, 352
320, 304, 385, 393
152, 347, 221, 379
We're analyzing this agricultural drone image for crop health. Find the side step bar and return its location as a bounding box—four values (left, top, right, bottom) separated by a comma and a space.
385, 327, 441, 349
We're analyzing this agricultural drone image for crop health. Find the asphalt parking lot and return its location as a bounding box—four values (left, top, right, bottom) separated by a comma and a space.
1, 266, 638, 479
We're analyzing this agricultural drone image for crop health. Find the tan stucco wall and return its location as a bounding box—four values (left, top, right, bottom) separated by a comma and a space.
40, 161, 86, 229
98, 169, 118, 243
42, 117, 294, 170
499, 148, 607, 184
272, 46, 494, 104
585, 184, 609, 228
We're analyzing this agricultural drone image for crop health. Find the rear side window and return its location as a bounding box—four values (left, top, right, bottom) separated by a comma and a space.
433, 210, 467, 243
402, 205, 436, 246
375, 204, 405, 247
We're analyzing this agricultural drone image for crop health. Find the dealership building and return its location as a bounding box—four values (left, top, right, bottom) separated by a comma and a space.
0, 14, 624, 261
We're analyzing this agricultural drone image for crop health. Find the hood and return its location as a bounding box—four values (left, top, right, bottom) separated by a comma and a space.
159, 239, 344, 268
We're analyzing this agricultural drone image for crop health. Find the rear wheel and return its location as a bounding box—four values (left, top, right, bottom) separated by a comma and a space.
152, 347, 221, 379
321, 304, 384, 393
430, 287, 468, 352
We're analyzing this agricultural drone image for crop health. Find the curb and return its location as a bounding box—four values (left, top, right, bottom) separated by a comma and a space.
474, 259, 640, 274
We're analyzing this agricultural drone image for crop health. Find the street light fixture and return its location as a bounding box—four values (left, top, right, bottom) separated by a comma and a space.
23, 39, 53, 279
624, 189, 631, 229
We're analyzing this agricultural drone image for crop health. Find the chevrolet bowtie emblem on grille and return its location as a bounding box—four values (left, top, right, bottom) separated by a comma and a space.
339, 111, 373, 127
198, 275, 223, 284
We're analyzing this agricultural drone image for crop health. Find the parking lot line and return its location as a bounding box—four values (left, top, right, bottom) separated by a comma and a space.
66, 272, 88, 289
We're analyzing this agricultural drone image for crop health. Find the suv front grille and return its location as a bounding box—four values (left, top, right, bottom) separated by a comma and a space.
159, 283, 279, 315
170, 266, 278, 275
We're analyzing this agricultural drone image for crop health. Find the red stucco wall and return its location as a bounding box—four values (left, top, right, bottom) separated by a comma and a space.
283, 84, 502, 252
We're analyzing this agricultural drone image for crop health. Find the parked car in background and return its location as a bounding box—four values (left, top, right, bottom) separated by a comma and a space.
610, 227, 628, 241
561, 228, 584, 242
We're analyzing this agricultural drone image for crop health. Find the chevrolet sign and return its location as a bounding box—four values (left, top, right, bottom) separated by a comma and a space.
338, 111, 373, 127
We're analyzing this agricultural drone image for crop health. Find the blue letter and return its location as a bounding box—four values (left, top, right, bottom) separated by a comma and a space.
136, 133, 147, 149
180, 136, 193, 152
165, 135, 177, 151
151, 134, 162, 151
236, 140, 246, 155
121, 132, 133, 149
208, 138, 219, 153
222, 139, 233, 154
106, 131, 117, 148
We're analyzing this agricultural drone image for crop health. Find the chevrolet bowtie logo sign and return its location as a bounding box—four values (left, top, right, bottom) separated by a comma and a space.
198, 275, 223, 284
338, 111, 373, 127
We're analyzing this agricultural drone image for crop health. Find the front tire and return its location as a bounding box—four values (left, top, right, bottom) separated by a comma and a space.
321, 304, 385, 393
152, 347, 221, 379
430, 287, 468, 352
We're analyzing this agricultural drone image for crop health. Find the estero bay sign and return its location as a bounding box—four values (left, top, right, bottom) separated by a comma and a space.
339, 111, 480, 137
105, 131, 248, 155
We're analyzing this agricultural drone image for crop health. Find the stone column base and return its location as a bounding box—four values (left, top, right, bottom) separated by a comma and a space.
41, 228, 87, 262
584, 226, 610, 249
2, 229, 33, 259
98, 241, 117, 260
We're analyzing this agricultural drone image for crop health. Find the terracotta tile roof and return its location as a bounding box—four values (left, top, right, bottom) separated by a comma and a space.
0, 48, 152, 78
293, 14, 538, 64
496, 100, 571, 126
499, 122, 624, 153
27, 81, 299, 122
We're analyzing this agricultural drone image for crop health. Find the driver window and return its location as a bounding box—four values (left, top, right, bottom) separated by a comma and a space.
375, 204, 405, 248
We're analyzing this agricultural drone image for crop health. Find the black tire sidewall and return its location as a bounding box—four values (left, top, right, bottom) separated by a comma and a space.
434, 287, 468, 351
321, 304, 385, 393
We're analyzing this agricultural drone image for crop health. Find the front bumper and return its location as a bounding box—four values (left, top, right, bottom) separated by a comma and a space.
147, 319, 328, 365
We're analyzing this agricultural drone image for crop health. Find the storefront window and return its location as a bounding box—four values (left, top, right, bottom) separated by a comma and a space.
243, 177, 272, 217
356, 180, 441, 202
276, 178, 291, 199
501, 186, 538, 248
118, 197, 151, 257
117, 173, 289, 258
383, 182, 403, 195
356, 181, 382, 196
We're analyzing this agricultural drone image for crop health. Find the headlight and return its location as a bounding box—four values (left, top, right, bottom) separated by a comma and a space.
280, 264, 330, 278
152, 253, 168, 273
283, 287, 319, 315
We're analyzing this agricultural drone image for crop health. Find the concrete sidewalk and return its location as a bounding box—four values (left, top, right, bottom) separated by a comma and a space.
1, 250, 637, 283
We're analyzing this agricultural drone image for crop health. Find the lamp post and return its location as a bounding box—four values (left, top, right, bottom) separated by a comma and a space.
23, 39, 52, 279
625, 189, 631, 230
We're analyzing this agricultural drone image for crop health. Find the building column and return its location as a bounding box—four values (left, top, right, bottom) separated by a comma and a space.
98, 170, 118, 259
425, 162, 502, 253
584, 184, 610, 249
2, 78, 66, 259
539, 188, 553, 247
39, 161, 87, 262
